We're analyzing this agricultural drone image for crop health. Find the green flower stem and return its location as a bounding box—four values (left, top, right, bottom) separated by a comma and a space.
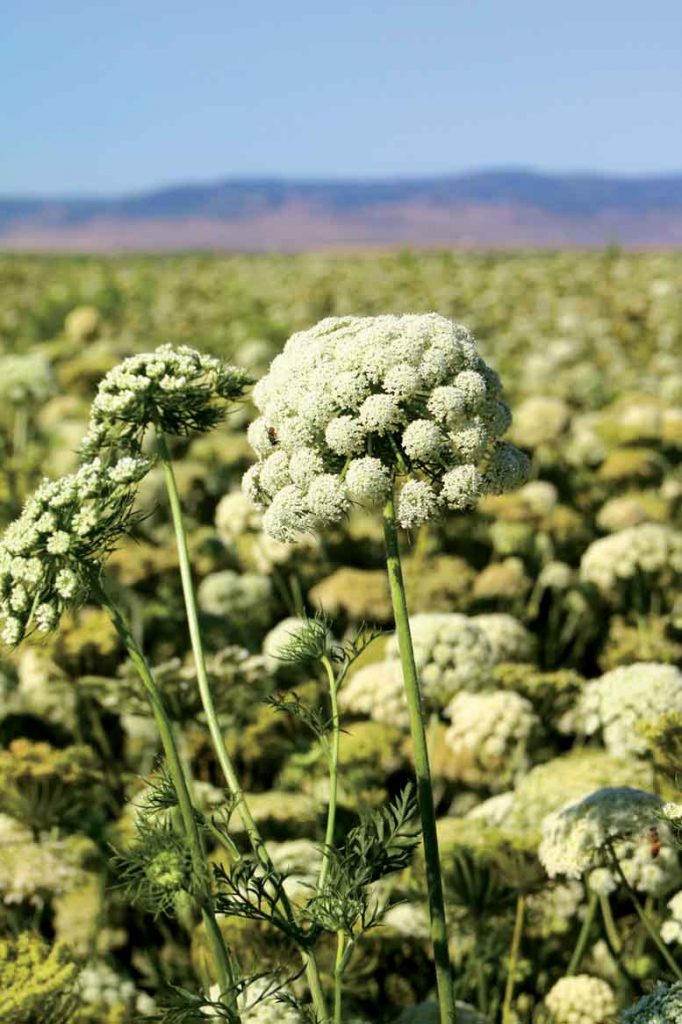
567, 889, 598, 975
333, 930, 346, 1024
599, 893, 622, 954
98, 587, 238, 1013
606, 843, 682, 980
157, 434, 329, 1023
317, 654, 341, 894
382, 491, 457, 1024
501, 893, 525, 1024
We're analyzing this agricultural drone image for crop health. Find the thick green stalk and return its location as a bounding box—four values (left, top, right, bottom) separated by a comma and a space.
158, 435, 329, 1023
502, 893, 525, 1024
382, 492, 456, 1024
567, 890, 598, 975
98, 589, 237, 1012
317, 654, 341, 894
607, 844, 682, 980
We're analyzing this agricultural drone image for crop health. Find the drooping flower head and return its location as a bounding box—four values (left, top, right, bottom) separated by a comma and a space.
0, 455, 150, 646
81, 344, 250, 456
243, 315, 528, 539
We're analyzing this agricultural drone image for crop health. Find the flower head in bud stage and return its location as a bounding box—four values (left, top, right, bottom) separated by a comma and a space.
243, 314, 528, 538
0, 455, 150, 647
81, 344, 250, 457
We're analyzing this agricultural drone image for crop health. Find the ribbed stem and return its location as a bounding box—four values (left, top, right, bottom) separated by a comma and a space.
98, 587, 238, 1013
382, 492, 456, 1024
158, 435, 329, 1022
567, 890, 598, 975
502, 893, 525, 1024
333, 930, 346, 1024
607, 843, 682, 980
317, 655, 340, 894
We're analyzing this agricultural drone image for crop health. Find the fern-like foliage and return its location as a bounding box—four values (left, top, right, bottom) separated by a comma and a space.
213, 856, 318, 948
305, 785, 420, 935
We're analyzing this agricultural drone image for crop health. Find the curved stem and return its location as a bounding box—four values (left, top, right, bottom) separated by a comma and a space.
607, 843, 682, 980
317, 655, 340, 894
98, 587, 238, 1013
382, 492, 456, 1024
502, 893, 525, 1024
567, 889, 598, 975
157, 434, 329, 1023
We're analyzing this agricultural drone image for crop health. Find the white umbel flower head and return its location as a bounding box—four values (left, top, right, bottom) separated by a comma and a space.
580, 523, 682, 603
471, 613, 536, 664
385, 613, 494, 709
444, 689, 539, 789
577, 663, 682, 759
536, 786, 663, 884
244, 315, 526, 536
81, 344, 249, 456
0, 456, 150, 646
543, 975, 617, 1024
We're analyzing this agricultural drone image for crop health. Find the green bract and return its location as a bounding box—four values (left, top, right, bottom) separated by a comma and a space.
243, 314, 528, 538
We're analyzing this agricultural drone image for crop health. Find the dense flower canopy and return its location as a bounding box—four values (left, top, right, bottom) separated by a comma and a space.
243, 314, 528, 537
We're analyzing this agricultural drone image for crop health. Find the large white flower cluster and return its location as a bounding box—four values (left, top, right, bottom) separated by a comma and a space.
543, 975, 617, 1024
0, 456, 150, 647
215, 490, 319, 572
197, 569, 272, 626
339, 660, 410, 730
539, 787, 667, 884
81, 344, 250, 456
243, 314, 528, 538
580, 523, 682, 601
80, 960, 154, 1014
443, 689, 539, 789
622, 982, 682, 1024
385, 613, 494, 708
578, 663, 682, 758
471, 613, 536, 664
0, 352, 55, 406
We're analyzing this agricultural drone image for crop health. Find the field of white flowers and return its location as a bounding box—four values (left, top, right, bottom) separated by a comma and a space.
1, 250, 682, 1023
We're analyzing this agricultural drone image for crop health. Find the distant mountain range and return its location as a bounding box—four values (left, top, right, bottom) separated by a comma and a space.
2, 170, 682, 250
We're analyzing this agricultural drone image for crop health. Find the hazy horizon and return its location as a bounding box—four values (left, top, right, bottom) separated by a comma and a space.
3, 1, 681, 194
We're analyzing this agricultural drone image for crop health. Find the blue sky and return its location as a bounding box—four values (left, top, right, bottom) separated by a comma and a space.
2, 0, 681, 194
